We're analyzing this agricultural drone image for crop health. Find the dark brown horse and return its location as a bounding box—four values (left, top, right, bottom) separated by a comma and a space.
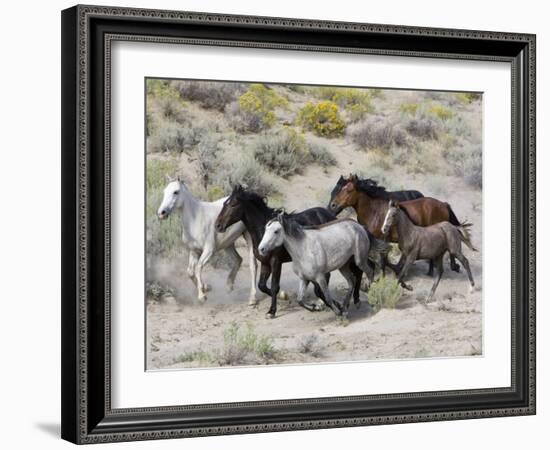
214, 186, 368, 318
328, 174, 462, 273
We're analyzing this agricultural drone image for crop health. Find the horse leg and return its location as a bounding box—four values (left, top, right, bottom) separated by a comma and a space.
195, 247, 214, 301
350, 262, 362, 306
425, 255, 444, 303
338, 264, 356, 317
427, 259, 434, 276
450, 254, 461, 272
224, 246, 242, 293
297, 278, 317, 312
453, 252, 475, 293
387, 252, 404, 276
315, 274, 342, 317
397, 253, 416, 291
266, 259, 282, 319
186, 251, 199, 286
258, 263, 273, 297
244, 231, 258, 305
311, 273, 330, 311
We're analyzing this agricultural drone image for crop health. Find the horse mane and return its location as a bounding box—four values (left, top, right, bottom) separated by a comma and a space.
397, 204, 415, 223
303, 218, 355, 230
234, 188, 280, 216
280, 215, 305, 239
353, 177, 391, 199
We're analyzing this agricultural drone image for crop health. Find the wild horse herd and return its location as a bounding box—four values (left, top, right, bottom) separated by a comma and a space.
157, 174, 477, 319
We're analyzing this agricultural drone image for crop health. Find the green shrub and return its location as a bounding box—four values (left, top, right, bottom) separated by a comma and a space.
213, 153, 274, 197
313, 87, 374, 122
147, 121, 207, 153
308, 141, 336, 167
218, 322, 276, 365
207, 185, 225, 201
455, 92, 482, 104
147, 79, 182, 99
367, 276, 402, 310
429, 104, 453, 121
297, 101, 346, 137
399, 102, 419, 116
146, 158, 181, 257
172, 80, 244, 111
405, 116, 440, 140
226, 84, 288, 132
196, 134, 220, 189
442, 140, 482, 188
347, 116, 408, 149
253, 128, 309, 177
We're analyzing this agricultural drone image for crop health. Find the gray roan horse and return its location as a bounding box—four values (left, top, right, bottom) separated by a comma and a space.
381, 199, 477, 303
157, 177, 257, 304
258, 214, 374, 317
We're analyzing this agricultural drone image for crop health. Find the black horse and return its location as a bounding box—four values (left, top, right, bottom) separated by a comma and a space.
214, 186, 379, 318
329, 175, 424, 215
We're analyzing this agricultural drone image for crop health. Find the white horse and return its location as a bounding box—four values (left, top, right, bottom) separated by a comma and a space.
258, 214, 373, 317
157, 177, 257, 304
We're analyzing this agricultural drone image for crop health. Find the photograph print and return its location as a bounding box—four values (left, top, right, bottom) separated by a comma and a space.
145, 79, 483, 370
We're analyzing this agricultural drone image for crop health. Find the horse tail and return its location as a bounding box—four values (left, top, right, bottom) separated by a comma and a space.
446, 203, 461, 226
457, 222, 478, 252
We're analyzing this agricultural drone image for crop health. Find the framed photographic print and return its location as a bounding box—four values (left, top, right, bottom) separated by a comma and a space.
61, 4, 536, 444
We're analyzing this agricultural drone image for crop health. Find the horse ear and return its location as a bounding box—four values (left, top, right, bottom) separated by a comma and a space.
343, 181, 354, 192
176, 175, 182, 183
351, 174, 358, 184
165, 174, 174, 183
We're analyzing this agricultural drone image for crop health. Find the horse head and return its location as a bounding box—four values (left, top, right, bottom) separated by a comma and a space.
157, 176, 185, 220
258, 215, 285, 256
328, 174, 359, 214
381, 199, 400, 235
215, 185, 245, 232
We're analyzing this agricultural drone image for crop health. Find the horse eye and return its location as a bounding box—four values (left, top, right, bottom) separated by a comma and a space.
174, 191, 179, 195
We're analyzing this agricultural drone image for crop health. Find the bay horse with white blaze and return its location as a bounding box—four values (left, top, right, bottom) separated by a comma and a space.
328, 174, 462, 274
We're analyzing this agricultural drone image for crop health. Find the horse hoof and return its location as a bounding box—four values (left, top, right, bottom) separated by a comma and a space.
198, 294, 207, 303
226, 283, 234, 292
248, 299, 259, 307
402, 283, 413, 291
355, 301, 361, 310
277, 290, 288, 300
469, 285, 475, 294
265, 312, 275, 319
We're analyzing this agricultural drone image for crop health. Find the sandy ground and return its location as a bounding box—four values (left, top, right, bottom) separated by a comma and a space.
147, 222, 482, 370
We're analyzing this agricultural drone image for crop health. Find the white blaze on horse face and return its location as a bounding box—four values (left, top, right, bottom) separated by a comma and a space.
258, 221, 284, 256
381, 205, 397, 235
157, 181, 182, 220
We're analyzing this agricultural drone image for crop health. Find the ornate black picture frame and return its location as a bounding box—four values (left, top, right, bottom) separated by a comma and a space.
61, 4, 536, 444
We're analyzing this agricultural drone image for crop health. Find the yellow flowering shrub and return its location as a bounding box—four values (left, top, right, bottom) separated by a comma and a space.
429, 104, 453, 121
297, 101, 346, 137
237, 84, 288, 129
